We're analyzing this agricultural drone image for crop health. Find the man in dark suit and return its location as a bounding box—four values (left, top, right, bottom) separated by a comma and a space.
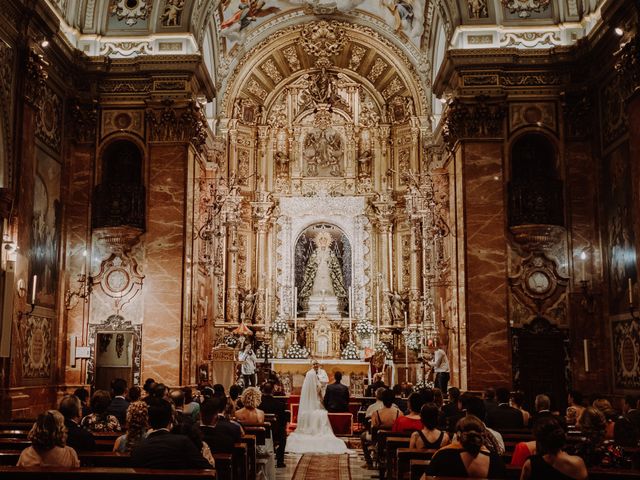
365, 372, 387, 398
200, 396, 243, 454
324, 371, 350, 413
106, 378, 129, 426
131, 397, 212, 469
440, 387, 463, 433
485, 387, 524, 430
59, 394, 96, 451
623, 395, 640, 431
259, 381, 287, 467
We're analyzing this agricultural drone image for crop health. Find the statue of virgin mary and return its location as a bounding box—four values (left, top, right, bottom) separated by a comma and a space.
299, 230, 347, 317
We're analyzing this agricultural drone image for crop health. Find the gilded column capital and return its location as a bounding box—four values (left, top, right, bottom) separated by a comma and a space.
442, 95, 506, 151
24, 48, 48, 108
145, 100, 208, 152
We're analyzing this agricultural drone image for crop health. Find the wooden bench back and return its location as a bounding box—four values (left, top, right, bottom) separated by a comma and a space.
0, 466, 216, 479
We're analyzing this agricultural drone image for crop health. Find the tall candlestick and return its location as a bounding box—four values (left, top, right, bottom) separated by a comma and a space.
293, 286, 298, 317
583, 339, 590, 373
30, 275, 37, 305
405, 339, 409, 382
404, 310, 408, 329
580, 251, 586, 281
439, 297, 444, 318
376, 283, 381, 341
629, 278, 634, 306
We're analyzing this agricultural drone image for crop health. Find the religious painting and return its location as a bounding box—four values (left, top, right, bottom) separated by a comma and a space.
30, 152, 62, 309
295, 224, 351, 318
603, 147, 637, 315
303, 128, 344, 177
21, 315, 52, 379
612, 318, 640, 390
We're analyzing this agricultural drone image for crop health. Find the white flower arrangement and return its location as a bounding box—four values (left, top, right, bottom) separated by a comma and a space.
413, 379, 434, 391
405, 331, 422, 351
285, 343, 309, 359
341, 340, 360, 360
224, 335, 238, 347
270, 319, 289, 335
256, 343, 273, 358
375, 341, 392, 358
354, 320, 376, 337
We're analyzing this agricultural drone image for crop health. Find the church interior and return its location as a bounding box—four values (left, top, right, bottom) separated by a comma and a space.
1, 0, 640, 477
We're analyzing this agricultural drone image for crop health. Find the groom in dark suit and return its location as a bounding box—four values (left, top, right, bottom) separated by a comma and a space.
324, 371, 350, 413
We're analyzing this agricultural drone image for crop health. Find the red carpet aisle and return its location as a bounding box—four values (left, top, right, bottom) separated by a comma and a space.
291, 454, 351, 480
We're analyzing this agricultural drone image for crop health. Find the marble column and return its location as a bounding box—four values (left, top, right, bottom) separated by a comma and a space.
142, 144, 188, 385
458, 141, 511, 390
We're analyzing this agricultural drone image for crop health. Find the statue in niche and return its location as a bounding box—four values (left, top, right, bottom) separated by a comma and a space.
387, 290, 406, 324
298, 229, 348, 318
241, 289, 257, 323
358, 150, 372, 177
275, 151, 290, 179
303, 128, 343, 177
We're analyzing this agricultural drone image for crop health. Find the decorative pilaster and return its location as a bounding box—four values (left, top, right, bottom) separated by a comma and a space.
372, 191, 396, 325
251, 189, 274, 325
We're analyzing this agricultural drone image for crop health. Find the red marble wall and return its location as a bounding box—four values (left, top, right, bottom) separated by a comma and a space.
460, 141, 511, 390
141, 144, 189, 386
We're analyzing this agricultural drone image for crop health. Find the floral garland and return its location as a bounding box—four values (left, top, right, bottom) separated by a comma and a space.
285, 343, 309, 359
413, 379, 434, 391
270, 319, 289, 335
354, 320, 376, 337
341, 340, 360, 360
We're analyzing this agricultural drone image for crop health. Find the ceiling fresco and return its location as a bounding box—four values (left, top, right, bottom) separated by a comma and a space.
216, 0, 425, 53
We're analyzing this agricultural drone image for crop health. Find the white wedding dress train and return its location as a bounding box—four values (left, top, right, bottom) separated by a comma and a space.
285, 369, 349, 454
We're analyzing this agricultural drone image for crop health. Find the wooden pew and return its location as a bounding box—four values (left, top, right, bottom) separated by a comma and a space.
396, 448, 436, 480
232, 441, 248, 480
0, 466, 216, 479
375, 430, 412, 477
409, 459, 429, 480
385, 436, 411, 480
0, 438, 114, 452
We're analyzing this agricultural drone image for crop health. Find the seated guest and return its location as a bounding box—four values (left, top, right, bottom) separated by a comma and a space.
107, 378, 129, 427
485, 387, 524, 430
81, 390, 121, 432
128, 386, 142, 402
483, 388, 497, 412
592, 398, 617, 440
426, 415, 506, 479
114, 401, 148, 453
131, 397, 212, 469
510, 390, 530, 427
623, 395, 640, 430
571, 406, 626, 468
142, 377, 156, 397
392, 392, 424, 432
324, 371, 350, 413
366, 372, 387, 397
73, 388, 91, 417
432, 388, 444, 409
183, 387, 201, 421
17, 410, 80, 467
227, 384, 243, 418
521, 416, 587, 480
259, 381, 287, 468
170, 388, 189, 425
235, 386, 265, 423
173, 420, 215, 468
566, 390, 585, 427
510, 437, 535, 468
362, 388, 402, 468
59, 395, 96, 452
200, 396, 243, 453
440, 387, 463, 433
410, 403, 450, 450
530, 394, 558, 427
460, 394, 504, 456
365, 387, 388, 420
418, 387, 435, 404
392, 384, 408, 414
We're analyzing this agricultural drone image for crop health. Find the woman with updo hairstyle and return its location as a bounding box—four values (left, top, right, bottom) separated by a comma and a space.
17, 410, 80, 467
570, 406, 626, 468
521, 416, 587, 479
235, 386, 265, 423
425, 415, 506, 478
114, 401, 149, 453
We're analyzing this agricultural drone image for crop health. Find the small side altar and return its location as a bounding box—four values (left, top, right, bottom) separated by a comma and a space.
271, 358, 370, 396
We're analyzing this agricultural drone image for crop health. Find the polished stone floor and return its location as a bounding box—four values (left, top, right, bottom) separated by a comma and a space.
275, 449, 378, 480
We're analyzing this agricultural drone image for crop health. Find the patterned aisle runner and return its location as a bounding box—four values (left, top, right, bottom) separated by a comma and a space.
291, 454, 351, 480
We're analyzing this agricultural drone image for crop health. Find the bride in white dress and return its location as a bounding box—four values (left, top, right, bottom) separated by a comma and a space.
285, 361, 349, 454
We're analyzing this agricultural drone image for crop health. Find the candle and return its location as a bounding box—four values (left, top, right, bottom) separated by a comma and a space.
293, 286, 298, 317
580, 251, 586, 281
30, 275, 37, 305
629, 278, 634, 306
404, 310, 408, 328
432, 309, 436, 325
440, 297, 444, 318
583, 339, 590, 373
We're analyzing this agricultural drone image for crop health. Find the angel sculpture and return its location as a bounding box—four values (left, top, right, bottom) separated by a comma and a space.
386, 290, 406, 325
221, 0, 281, 31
